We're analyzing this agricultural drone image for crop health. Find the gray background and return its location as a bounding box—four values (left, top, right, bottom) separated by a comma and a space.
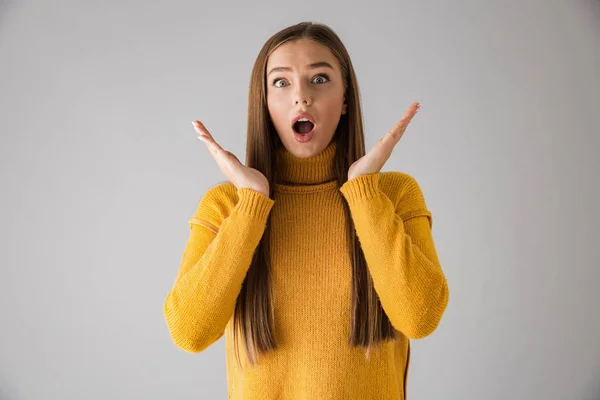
1, 0, 599, 399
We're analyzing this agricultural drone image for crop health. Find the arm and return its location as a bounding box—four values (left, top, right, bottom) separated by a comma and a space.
339, 172, 449, 339
163, 187, 275, 353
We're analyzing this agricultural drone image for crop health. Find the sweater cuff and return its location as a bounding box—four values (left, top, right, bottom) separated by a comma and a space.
232, 188, 275, 220
339, 173, 380, 205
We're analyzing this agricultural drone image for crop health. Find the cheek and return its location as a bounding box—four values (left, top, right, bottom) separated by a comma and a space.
267, 96, 290, 130
268, 98, 286, 120
319, 98, 344, 123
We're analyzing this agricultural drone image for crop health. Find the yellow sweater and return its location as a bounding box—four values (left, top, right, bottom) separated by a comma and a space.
163, 139, 449, 399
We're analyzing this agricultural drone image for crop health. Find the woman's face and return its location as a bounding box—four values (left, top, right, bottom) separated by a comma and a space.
266, 39, 347, 158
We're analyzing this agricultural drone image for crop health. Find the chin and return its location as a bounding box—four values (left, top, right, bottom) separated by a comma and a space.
278, 128, 333, 157
288, 139, 325, 158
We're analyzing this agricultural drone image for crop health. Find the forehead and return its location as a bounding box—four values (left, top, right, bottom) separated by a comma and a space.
266, 40, 339, 72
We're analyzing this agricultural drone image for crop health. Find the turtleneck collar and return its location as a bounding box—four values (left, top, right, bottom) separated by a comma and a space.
274, 140, 337, 186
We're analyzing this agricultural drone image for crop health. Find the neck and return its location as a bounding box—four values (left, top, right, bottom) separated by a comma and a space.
274, 140, 337, 185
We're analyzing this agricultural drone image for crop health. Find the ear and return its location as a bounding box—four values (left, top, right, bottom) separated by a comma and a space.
342, 97, 347, 115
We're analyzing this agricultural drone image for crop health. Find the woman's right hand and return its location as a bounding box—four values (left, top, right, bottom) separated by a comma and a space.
192, 120, 270, 197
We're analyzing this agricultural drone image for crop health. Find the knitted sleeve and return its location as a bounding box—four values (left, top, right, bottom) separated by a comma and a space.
163, 184, 276, 353
339, 172, 449, 339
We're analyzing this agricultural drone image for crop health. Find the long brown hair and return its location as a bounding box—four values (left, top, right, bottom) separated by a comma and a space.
235, 21, 398, 368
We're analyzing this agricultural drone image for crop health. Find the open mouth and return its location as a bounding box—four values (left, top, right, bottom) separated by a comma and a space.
292, 120, 315, 134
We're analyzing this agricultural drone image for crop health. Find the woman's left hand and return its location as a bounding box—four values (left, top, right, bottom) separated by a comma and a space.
347, 102, 421, 181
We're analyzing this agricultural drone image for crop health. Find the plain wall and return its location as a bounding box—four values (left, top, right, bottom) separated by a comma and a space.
1, 0, 599, 399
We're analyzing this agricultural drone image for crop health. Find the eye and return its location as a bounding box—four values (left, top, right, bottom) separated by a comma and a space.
313, 73, 330, 84
271, 73, 331, 88
272, 78, 287, 88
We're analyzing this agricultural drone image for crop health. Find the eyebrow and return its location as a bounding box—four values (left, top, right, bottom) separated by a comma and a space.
267, 61, 334, 77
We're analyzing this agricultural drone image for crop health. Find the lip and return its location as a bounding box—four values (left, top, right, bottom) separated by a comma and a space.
291, 112, 316, 127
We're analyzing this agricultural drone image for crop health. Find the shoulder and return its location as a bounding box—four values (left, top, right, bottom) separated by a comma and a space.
378, 171, 426, 202
378, 171, 432, 227
188, 181, 238, 232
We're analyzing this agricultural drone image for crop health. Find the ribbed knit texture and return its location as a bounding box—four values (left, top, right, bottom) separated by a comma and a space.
163, 139, 449, 400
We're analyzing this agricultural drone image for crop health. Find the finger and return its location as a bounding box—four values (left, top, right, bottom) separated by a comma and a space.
201, 141, 236, 174
383, 102, 420, 146
192, 121, 243, 173
197, 135, 241, 172
195, 132, 222, 163
192, 121, 227, 154
394, 102, 419, 131
192, 120, 208, 136
193, 121, 215, 142
192, 120, 215, 143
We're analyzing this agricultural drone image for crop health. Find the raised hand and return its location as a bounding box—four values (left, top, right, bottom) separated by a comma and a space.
192, 120, 270, 197
347, 102, 421, 181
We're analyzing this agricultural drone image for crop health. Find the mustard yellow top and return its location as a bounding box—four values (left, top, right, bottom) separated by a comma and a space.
163, 139, 449, 399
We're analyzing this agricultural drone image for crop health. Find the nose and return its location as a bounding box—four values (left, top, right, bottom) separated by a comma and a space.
294, 84, 311, 106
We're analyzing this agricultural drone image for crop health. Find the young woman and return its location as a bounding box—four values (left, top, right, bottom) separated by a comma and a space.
164, 21, 449, 400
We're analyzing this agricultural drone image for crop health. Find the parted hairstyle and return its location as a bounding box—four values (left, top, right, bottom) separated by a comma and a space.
235, 21, 398, 368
